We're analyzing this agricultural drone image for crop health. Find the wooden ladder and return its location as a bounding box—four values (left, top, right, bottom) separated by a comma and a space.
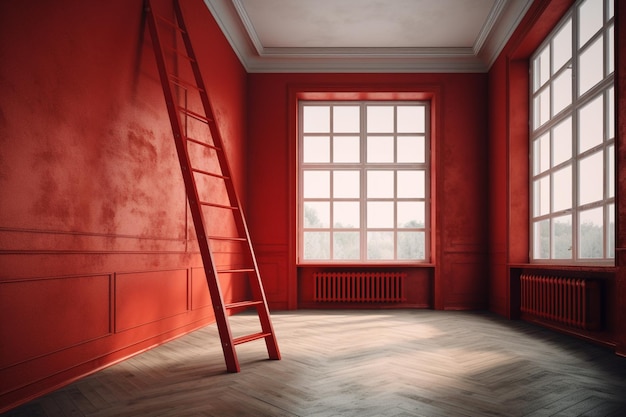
145, 0, 280, 372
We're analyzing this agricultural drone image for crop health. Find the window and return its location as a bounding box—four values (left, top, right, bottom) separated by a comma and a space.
298, 101, 430, 263
530, 0, 614, 263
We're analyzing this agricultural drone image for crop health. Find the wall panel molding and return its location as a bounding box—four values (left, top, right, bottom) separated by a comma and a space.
0, 253, 203, 281
114, 269, 189, 332
191, 267, 212, 310
254, 244, 289, 307
0, 226, 187, 253
0, 274, 112, 369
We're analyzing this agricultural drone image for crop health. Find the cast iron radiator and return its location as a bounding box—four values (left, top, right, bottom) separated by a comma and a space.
520, 273, 602, 330
314, 271, 406, 302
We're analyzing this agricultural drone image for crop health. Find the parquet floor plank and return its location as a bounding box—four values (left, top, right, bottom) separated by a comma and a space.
3, 310, 626, 416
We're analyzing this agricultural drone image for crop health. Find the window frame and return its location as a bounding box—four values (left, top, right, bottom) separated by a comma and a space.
529, 0, 615, 265
297, 100, 431, 265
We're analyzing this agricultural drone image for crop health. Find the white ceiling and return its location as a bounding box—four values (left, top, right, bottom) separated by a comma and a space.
202, 0, 533, 73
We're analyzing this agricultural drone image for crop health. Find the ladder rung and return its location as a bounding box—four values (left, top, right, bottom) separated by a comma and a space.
154, 14, 185, 32
186, 136, 221, 151
218, 268, 255, 274
164, 46, 195, 63
192, 167, 230, 180
199, 201, 239, 210
225, 300, 263, 310
208, 236, 247, 242
233, 332, 272, 346
178, 107, 212, 124
169, 74, 204, 93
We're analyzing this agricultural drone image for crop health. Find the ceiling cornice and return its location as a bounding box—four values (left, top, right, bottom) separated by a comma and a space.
202, 0, 533, 73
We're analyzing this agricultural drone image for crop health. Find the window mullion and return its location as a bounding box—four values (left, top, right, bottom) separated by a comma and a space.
360, 103, 367, 262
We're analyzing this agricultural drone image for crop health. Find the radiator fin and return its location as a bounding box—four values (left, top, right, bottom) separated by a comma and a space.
314, 272, 406, 303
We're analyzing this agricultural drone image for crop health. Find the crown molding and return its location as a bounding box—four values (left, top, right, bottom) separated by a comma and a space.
203, 0, 532, 73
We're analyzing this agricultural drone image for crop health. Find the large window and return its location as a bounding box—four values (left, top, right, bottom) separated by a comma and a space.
530, 0, 614, 263
298, 101, 430, 263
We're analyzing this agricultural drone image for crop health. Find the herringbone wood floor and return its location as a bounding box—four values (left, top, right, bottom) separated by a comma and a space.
4, 310, 626, 417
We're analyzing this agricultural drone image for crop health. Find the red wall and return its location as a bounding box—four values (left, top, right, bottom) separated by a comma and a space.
246, 73, 489, 311
0, 0, 248, 411
487, 0, 626, 354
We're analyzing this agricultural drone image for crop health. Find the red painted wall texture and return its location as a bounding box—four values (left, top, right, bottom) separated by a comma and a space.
0, 0, 248, 411
487, 0, 626, 354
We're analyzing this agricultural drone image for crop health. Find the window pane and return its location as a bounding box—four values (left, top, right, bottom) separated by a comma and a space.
367, 231, 394, 260
333, 171, 360, 198
303, 170, 330, 198
579, 151, 603, 205
397, 201, 425, 228
552, 165, 572, 212
303, 136, 330, 163
534, 176, 550, 216
303, 106, 329, 133
579, 207, 603, 258
608, 204, 615, 258
333, 232, 360, 260
303, 231, 330, 259
398, 232, 424, 260
553, 215, 572, 259
553, 117, 572, 166
578, 0, 603, 47
553, 19, 572, 73
367, 202, 394, 228
333, 136, 360, 163
553, 68, 572, 115
579, 35, 604, 96
333, 106, 360, 133
304, 202, 329, 228
578, 95, 603, 153
608, 87, 614, 139
397, 136, 425, 163
534, 45, 550, 91
367, 171, 394, 198
534, 220, 550, 259
333, 202, 359, 228
367, 106, 394, 133
367, 136, 394, 162
397, 106, 425, 133
534, 87, 550, 128
608, 25, 614, 74
397, 170, 424, 198
533, 132, 550, 175
608, 145, 614, 198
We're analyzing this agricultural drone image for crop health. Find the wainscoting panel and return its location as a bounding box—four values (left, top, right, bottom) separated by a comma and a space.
254, 245, 289, 309
191, 267, 211, 310
445, 261, 488, 309
115, 269, 189, 332
0, 274, 111, 369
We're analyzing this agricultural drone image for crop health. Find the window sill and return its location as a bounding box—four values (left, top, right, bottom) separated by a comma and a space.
297, 262, 435, 268
509, 263, 616, 274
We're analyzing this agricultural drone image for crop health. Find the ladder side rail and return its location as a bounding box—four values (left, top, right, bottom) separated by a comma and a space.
172, 1, 251, 243
172, 1, 281, 359
145, 1, 239, 371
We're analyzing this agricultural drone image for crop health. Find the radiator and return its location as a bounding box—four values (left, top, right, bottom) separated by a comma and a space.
314, 272, 406, 302
520, 274, 601, 330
